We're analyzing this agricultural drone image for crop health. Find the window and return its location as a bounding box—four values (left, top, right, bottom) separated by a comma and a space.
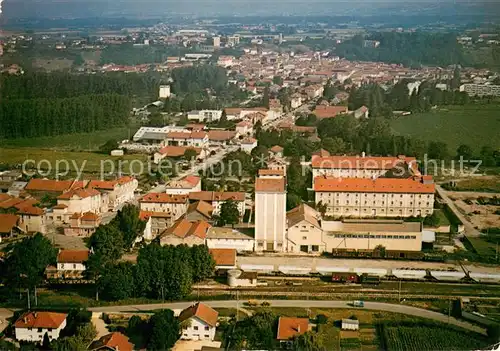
312, 245, 319, 252
73, 264, 77, 269
194, 326, 199, 330
38, 328, 43, 332
205, 335, 210, 338
302, 236, 307, 240
205, 326, 210, 331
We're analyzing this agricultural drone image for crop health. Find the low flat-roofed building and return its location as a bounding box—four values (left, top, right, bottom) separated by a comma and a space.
206, 227, 254, 252
209, 248, 237, 269
322, 219, 423, 252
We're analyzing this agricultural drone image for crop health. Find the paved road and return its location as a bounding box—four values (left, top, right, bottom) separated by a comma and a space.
436, 184, 481, 237
88, 300, 485, 334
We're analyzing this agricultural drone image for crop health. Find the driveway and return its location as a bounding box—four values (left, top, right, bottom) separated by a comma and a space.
88, 300, 485, 335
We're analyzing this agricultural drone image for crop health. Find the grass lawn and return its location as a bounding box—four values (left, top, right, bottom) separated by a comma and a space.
445, 178, 500, 193
464, 235, 498, 258
0, 126, 138, 151
434, 209, 451, 226
0, 147, 148, 176
390, 105, 500, 154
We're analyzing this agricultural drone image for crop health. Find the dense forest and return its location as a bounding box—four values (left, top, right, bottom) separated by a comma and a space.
170, 65, 228, 95
100, 44, 191, 65
336, 32, 472, 67
0, 94, 130, 138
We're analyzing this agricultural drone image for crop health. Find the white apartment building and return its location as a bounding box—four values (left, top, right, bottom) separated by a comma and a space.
14, 311, 67, 343
159, 85, 171, 99
311, 155, 418, 182
179, 303, 219, 341
314, 176, 435, 218
187, 109, 223, 122
139, 193, 189, 220
254, 176, 287, 251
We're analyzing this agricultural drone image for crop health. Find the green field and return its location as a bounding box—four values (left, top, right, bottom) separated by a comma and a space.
380, 322, 489, 351
390, 105, 500, 154
0, 126, 136, 151
0, 147, 148, 175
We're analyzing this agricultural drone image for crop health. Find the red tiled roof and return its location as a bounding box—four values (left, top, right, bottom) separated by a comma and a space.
189, 191, 245, 202
57, 188, 101, 200
255, 178, 285, 193
157, 146, 201, 157
57, 249, 89, 263
140, 193, 188, 204
241, 137, 257, 144
270, 145, 284, 153
0, 213, 19, 234
182, 175, 201, 187
25, 179, 83, 192
178, 303, 218, 327
209, 248, 236, 266
186, 200, 213, 219
311, 155, 416, 170
164, 219, 211, 239
93, 332, 133, 351
17, 206, 44, 216
277, 317, 309, 340
313, 105, 348, 119
14, 311, 67, 329
258, 169, 285, 176
88, 176, 135, 190
167, 131, 207, 140
314, 176, 435, 194
312, 149, 331, 157
207, 130, 237, 141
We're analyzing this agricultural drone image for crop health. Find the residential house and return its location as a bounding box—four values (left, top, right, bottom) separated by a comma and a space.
269, 145, 284, 158
314, 176, 435, 218
0, 213, 21, 241
14, 311, 67, 343
46, 249, 89, 280
277, 317, 309, 345
139, 193, 189, 220
139, 211, 173, 241
165, 175, 202, 195
179, 303, 219, 341
206, 227, 255, 252
185, 201, 213, 222
304, 84, 324, 99
89, 332, 134, 351
159, 219, 211, 246
209, 248, 237, 270
313, 105, 348, 120
165, 131, 209, 148
187, 110, 223, 122
286, 204, 323, 254
64, 212, 101, 236
240, 137, 258, 153
188, 191, 246, 217
18, 206, 46, 234
354, 105, 369, 119
56, 188, 107, 222
290, 94, 302, 109
87, 176, 138, 211
258, 169, 286, 179
235, 121, 253, 136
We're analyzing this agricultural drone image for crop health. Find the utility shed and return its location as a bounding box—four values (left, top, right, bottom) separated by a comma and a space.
341, 319, 359, 330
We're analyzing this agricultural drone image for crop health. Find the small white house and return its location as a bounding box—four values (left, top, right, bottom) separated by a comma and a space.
14, 311, 67, 343
240, 138, 257, 153
178, 303, 219, 341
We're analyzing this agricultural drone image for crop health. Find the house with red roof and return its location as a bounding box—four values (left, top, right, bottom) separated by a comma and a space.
139, 210, 173, 241
56, 188, 108, 220
165, 175, 202, 195
87, 176, 138, 211
188, 191, 246, 217
14, 311, 68, 343
179, 303, 219, 341
64, 212, 101, 237
139, 193, 189, 220
277, 317, 309, 345
0, 213, 21, 242
89, 332, 134, 351
159, 219, 211, 247
46, 249, 90, 280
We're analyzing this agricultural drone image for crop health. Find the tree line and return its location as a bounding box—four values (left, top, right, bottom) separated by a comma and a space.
0, 94, 130, 139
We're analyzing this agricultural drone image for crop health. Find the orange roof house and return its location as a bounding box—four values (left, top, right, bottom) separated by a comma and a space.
209, 248, 236, 268
0, 213, 20, 235
89, 332, 133, 351
140, 193, 188, 204
277, 317, 309, 340
57, 250, 89, 264
179, 302, 219, 328
14, 311, 67, 330
313, 105, 348, 119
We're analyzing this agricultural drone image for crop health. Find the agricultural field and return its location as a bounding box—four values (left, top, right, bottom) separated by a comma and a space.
0, 147, 148, 176
390, 105, 500, 154
0, 125, 136, 151
380, 321, 490, 351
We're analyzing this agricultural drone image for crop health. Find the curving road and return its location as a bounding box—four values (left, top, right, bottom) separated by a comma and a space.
89, 299, 486, 335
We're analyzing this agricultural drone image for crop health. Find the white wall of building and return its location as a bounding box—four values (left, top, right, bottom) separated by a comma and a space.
255, 192, 286, 251
15, 320, 67, 343
181, 317, 216, 341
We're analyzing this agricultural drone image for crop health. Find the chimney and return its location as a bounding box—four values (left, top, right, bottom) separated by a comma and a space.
297, 325, 301, 333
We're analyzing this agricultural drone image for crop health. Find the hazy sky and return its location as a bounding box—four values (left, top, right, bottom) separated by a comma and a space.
1, 0, 499, 19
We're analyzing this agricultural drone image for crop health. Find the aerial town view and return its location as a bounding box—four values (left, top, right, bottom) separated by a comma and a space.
0, 0, 500, 350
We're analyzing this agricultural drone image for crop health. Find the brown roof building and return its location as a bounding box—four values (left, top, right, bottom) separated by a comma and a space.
277, 317, 309, 340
